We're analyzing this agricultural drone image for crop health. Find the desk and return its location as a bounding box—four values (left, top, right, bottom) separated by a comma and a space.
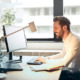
5, 56, 62, 80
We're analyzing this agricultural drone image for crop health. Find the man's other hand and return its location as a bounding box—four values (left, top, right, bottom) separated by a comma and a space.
35, 57, 46, 63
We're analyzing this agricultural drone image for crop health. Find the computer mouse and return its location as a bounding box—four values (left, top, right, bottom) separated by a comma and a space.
0, 73, 7, 79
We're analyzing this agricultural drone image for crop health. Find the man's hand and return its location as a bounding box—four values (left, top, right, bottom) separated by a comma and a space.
35, 57, 46, 63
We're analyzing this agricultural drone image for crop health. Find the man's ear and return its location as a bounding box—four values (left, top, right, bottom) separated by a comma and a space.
63, 25, 67, 31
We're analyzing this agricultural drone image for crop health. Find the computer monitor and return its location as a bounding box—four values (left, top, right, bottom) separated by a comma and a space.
3, 25, 27, 61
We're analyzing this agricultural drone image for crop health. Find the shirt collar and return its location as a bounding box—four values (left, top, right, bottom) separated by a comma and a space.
63, 32, 72, 43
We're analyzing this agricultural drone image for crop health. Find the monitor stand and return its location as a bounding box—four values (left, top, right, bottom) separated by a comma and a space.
8, 52, 13, 60
7, 52, 22, 63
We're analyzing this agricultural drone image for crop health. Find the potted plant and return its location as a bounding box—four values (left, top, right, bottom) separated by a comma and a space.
1, 8, 15, 26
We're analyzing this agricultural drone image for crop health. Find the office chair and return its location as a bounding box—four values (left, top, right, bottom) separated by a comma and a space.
59, 54, 80, 80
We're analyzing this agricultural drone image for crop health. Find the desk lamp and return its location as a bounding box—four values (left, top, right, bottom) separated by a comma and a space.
0, 21, 37, 55
0, 21, 36, 42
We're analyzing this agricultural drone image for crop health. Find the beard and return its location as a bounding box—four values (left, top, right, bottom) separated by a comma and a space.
55, 30, 64, 39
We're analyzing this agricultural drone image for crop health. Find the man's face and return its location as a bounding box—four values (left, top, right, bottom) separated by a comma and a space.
54, 21, 64, 39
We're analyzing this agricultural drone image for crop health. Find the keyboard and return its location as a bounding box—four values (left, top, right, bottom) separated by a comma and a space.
1, 62, 23, 71
27, 58, 43, 65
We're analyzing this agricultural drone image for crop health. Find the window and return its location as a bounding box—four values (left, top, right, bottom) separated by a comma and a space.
71, 7, 76, 15
63, 0, 80, 36
64, 7, 77, 15
0, 0, 53, 39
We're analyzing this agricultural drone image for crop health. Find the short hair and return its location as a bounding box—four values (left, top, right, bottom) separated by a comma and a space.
53, 16, 71, 31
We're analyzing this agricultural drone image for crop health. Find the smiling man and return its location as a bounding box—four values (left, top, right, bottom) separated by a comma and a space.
35, 16, 80, 70
54, 17, 70, 40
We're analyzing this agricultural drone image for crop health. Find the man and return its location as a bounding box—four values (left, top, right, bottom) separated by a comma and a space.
36, 16, 80, 70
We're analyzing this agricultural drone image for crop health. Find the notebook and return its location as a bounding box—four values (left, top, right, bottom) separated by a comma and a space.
30, 64, 63, 71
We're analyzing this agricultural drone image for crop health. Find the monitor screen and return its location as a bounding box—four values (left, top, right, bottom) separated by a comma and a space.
3, 25, 27, 52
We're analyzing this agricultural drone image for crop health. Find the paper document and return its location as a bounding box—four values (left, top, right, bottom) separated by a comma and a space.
30, 64, 63, 71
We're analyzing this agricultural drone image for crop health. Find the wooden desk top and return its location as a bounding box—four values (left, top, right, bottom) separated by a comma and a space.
5, 56, 62, 80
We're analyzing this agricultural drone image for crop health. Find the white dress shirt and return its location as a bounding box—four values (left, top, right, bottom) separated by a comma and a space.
46, 32, 80, 69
